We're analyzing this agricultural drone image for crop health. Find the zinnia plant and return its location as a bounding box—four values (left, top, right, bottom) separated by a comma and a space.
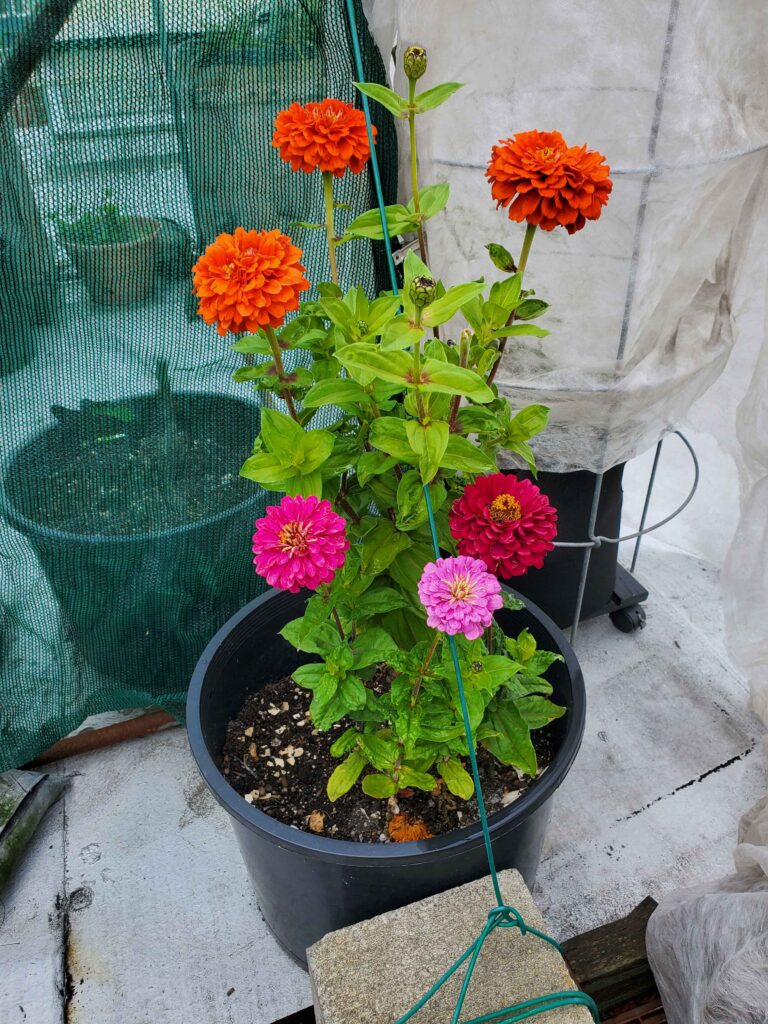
194, 46, 612, 806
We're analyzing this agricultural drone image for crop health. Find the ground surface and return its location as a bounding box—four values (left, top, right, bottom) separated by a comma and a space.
1, 530, 764, 1024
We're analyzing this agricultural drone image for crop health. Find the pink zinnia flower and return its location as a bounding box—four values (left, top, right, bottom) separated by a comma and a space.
417, 556, 503, 641
252, 495, 349, 593
449, 473, 557, 578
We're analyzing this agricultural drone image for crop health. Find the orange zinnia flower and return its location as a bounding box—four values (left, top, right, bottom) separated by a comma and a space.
272, 98, 376, 177
486, 130, 612, 234
192, 228, 310, 336
387, 813, 433, 843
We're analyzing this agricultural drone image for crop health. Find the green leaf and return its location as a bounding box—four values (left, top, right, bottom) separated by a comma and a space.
505, 404, 550, 442
280, 616, 339, 655
303, 377, 369, 408
353, 586, 409, 617
230, 333, 272, 354
380, 318, 425, 352
361, 774, 397, 798
338, 674, 368, 712
480, 701, 537, 776
357, 450, 400, 485
330, 727, 360, 757
438, 758, 475, 799
456, 406, 500, 433
414, 81, 463, 112
239, 452, 292, 486
291, 663, 325, 689
514, 298, 549, 320
419, 361, 494, 404
421, 282, 486, 328
351, 626, 398, 668
526, 650, 563, 675
357, 733, 397, 773
399, 766, 437, 791
515, 696, 565, 729
343, 204, 416, 241
490, 323, 549, 339
327, 751, 367, 801
336, 344, 413, 386
368, 417, 416, 462
260, 407, 304, 453
490, 273, 523, 311
354, 81, 409, 117
514, 628, 537, 663
439, 435, 496, 473
416, 182, 450, 220
361, 520, 412, 576
504, 440, 537, 475
405, 420, 449, 482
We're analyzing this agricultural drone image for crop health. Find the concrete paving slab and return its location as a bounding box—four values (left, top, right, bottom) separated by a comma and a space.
308, 870, 591, 1024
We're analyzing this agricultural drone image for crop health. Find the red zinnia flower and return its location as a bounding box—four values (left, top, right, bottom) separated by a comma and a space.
449, 473, 557, 578
272, 98, 376, 177
192, 228, 310, 336
486, 129, 612, 234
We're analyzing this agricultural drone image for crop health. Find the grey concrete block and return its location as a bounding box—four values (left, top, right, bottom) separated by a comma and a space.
307, 869, 592, 1024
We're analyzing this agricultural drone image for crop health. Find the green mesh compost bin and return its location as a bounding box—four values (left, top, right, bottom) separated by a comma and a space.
0, 0, 396, 771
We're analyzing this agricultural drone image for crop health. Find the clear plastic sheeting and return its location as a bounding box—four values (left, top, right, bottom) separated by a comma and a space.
646, 794, 768, 1024
364, 0, 768, 740
364, 0, 768, 474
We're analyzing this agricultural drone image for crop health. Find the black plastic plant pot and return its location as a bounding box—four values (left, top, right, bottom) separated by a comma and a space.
510, 464, 625, 628
2, 393, 264, 698
187, 587, 586, 965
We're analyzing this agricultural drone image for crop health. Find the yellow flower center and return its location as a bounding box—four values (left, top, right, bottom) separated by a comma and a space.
278, 520, 309, 555
449, 574, 475, 602
489, 493, 522, 523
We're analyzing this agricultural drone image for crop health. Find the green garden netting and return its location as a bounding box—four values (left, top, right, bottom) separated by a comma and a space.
0, 0, 397, 771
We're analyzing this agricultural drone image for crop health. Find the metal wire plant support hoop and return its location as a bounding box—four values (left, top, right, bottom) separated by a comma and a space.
556, 431, 700, 645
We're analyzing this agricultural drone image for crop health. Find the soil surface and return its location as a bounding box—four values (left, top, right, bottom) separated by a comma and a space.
221, 672, 555, 843
22, 405, 252, 535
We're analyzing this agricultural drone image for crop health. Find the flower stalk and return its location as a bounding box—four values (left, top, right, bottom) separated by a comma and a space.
486, 223, 537, 388
322, 171, 339, 286
264, 325, 300, 421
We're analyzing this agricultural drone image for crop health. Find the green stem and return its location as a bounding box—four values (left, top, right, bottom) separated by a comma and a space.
448, 332, 471, 433
517, 222, 536, 275
411, 306, 428, 422
331, 606, 345, 641
408, 80, 428, 266
412, 631, 440, 704
486, 223, 537, 388
265, 325, 299, 421
322, 171, 339, 287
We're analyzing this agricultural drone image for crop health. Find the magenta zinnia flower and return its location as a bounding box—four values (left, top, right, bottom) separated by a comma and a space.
449, 473, 557, 578
252, 495, 349, 593
418, 556, 503, 640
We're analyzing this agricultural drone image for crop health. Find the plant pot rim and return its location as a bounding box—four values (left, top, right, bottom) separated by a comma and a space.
60, 215, 162, 251
187, 585, 586, 866
0, 391, 261, 546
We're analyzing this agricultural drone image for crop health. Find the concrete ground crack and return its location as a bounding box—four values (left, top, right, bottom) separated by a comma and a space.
615, 744, 756, 823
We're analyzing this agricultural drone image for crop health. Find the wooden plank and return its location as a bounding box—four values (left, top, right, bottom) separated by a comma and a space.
562, 897, 658, 1016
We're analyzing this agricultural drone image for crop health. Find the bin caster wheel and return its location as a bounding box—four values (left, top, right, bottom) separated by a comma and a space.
610, 605, 646, 633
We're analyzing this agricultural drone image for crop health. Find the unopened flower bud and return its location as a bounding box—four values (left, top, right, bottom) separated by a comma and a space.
486, 243, 517, 274
404, 45, 427, 82
357, 320, 369, 334
410, 275, 437, 307
460, 328, 474, 345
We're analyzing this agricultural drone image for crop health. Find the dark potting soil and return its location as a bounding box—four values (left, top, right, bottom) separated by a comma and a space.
31, 423, 250, 535
221, 671, 555, 843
